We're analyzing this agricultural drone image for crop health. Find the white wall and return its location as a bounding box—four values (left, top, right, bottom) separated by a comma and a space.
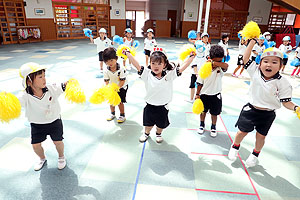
24, 0, 54, 18
110, 0, 126, 19
247, 0, 272, 25
183, 0, 199, 22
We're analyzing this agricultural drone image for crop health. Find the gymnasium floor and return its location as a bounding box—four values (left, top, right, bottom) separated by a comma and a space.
0, 38, 300, 200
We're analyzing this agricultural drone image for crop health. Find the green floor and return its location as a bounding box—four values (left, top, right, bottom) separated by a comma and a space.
0, 38, 300, 200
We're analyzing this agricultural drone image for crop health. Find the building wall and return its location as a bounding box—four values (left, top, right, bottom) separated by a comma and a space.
25, 0, 56, 40
183, 0, 199, 22
110, 0, 126, 36
24, 0, 54, 18
247, 0, 272, 25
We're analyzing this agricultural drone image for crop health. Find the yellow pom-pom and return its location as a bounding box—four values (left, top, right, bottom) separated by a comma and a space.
198, 62, 212, 79
0, 91, 21, 123
108, 83, 120, 92
296, 107, 300, 120
179, 44, 196, 61
116, 45, 136, 60
65, 78, 86, 104
89, 87, 107, 104
192, 99, 204, 115
241, 21, 261, 40
104, 84, 121, 106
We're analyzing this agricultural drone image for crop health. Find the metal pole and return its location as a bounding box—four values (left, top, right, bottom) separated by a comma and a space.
197, 0, 204, 32
203, 0, 211, 33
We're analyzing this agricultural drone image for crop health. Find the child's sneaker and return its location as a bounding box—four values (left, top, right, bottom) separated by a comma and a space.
117, 116, 126, 123
139, 133, 149, 143
210, 128, 217, 137
34, 159, 47, 171
58, 157, 66, 170
245, 154, 258, 167
156, 135, 163, 143
231, 73, 236, 77
228, 146, 239, 161
197, 126, 204, 134
106, 114, 115, 121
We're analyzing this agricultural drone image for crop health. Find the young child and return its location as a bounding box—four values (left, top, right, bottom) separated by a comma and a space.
144, 28, 157, 66
123, 28, 134, 69
18, 62, 67, 171
103, 47, 128, 123
291, 43, 300, 77
228, 39, 299, 167
218, 34, 229, 60
188, 32, 211, 103
195, 45, 229, 137
263, 31, 276, 47
124, 47, 195, 143
279, 36, 292, 73
89, 28, 113, 72
232, 38, 247, 77
251, 35, 265, 62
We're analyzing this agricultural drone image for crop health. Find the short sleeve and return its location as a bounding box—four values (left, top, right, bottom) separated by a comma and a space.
138, 66, 150, 81
93, 37, 100, 45
196, 75, 204, 85
296, 47, 300, 53
103, 70, 109, 81
119, 68, 127, 80
244, 59, 257, 77
278, 78, 292, 102
17, 92, 27, 107
107, 38, 113, 45
48, 83, 64, 97
153, 39, 157, 46
279, 44, 284, 52
166, 63, 181, 81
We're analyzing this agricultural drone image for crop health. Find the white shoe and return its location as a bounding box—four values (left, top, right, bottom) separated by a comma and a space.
34, 159, 47, 171
210, 129, 217, 137
58, 157, 66, 170
106, 114, 115, 121
117, 116, 126, 123
156, 135, 163, 143
245, 154, 258, 167
185, 99, 194, 103
139, 133, 149, 143
228, 146, 239, 161
197, 126, 204, 134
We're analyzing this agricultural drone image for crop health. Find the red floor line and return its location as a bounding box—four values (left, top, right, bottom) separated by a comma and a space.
195, 188, 257, 196
191, 152, 228, 156
219, 115, 261, 200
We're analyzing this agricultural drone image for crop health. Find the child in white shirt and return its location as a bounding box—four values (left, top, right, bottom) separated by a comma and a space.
228, 39, 299, 168
89, 28, 113, 72
232, 38, 247, 77
125, 47, 195, 143
144, 28, 157, 66
279, 36, 292, 73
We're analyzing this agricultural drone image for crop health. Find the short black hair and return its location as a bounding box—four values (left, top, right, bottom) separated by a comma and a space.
150, 51, 173, 70
209, 45, 224, 59
221, 34, 229, 40
103, 47, 118, 62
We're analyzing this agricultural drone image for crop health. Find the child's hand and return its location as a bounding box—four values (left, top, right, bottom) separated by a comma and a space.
195, 94, 200, 99
190, 51, 196, 57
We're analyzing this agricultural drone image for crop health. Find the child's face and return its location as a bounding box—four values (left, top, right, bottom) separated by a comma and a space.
147, 32, 153, 38
99, 32, 105, 38
28, 71, 46, 89
105, 59, 117, 68
126, 32, 132, 38
150, 60, 166, 75
265, 35, 271, 40
283, 40, 289, 45
202, 36, 208, 43
224, 37, 229, 42
259, 56, 281, 79
258, 39, 264, 45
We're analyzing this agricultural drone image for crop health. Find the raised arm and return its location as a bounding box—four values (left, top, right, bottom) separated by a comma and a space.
89, 35, 94, 43
179, 53, 195, 74
213, 61, 229, 71
243, 39, 256, 64
124, 51, 141, 71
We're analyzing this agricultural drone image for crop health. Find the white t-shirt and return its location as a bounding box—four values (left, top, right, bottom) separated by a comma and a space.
218, 40, 228, 56
144, 38, 157, 51
124, 38, 133, 47
296, 47, 300, 58
103, 64, 128, 88
251, 44, 265, 58
190, 41, 210, 74
239, 42, 247, 55
93, 37, 112, 53
196, 67, 224, 95
18, 84, 64, 124
279, 44, 292, 54
244, 60, 292, 110
139, 64, 180, 106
